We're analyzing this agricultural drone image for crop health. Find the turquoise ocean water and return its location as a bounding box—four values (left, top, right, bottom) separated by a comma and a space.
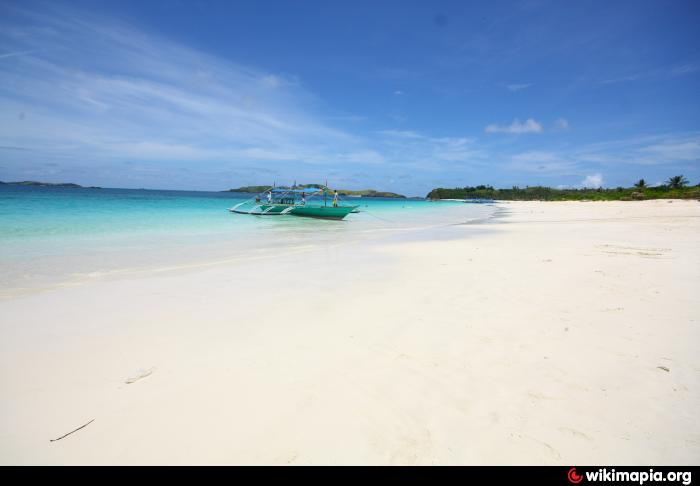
0, 185, 497, 296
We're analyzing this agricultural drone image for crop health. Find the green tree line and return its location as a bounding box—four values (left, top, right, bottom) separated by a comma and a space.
427, 175, 699, 201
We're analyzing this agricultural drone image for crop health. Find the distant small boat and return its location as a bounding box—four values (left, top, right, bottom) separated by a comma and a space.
464, 198, 495, 204
229, 186, 358, 220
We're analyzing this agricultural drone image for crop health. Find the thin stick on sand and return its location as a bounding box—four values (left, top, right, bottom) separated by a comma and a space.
50, 419, 95, 442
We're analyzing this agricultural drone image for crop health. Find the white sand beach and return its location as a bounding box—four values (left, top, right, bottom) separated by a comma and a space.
1, 200, 699, 465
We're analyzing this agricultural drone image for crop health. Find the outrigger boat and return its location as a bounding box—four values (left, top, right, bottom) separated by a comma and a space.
229, 186, 359, 220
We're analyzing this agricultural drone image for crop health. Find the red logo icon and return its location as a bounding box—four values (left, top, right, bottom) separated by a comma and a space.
568, 468, 583, 484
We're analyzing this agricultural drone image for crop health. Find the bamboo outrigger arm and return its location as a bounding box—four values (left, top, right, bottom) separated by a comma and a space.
229, 201, 248, 212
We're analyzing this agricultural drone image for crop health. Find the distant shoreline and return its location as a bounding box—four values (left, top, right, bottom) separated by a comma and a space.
5, 180, 699, 201
0, 183, 412, 197
0, 181, 101, 189
226, 185, 406, 198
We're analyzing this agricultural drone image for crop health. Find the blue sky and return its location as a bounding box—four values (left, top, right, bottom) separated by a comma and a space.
0, 0, 698, 196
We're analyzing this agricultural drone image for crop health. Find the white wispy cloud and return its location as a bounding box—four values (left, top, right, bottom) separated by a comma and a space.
506, 83, 532, 92
379, 129, 423, 139
602, 73, 648, 85
259, 74, 298, 89
0, 49, 40, 59
671, 63, 700, 76
575, 133, 700, 166
485, 118, 543, 134
506, 151, 577, 174
639, 140, 700, 161
379, 129, 485, 168
553, 117, 569, 131
602, 61, 700, 85
336, 150, 386, 165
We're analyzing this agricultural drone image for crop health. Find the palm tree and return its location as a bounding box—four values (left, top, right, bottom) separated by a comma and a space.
634, 179, 647, 189
666, 175, 689, 189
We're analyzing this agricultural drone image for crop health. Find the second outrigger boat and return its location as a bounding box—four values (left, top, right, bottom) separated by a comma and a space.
464, 197, 495, 204
229, 186, 358, 220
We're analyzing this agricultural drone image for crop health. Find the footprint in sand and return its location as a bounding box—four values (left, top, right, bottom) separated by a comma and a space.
558, 426, 593, 441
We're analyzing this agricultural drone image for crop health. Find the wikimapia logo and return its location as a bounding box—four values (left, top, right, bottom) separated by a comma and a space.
569, 468, 584, 484
566, 467, 693, 485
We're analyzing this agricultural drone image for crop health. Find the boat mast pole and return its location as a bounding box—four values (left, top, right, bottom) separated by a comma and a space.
324, 179, 327, 207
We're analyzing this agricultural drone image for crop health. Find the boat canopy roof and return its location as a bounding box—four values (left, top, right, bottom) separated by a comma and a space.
270, 187, 323, 193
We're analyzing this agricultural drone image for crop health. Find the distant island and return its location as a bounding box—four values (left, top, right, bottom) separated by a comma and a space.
0, 181, 101, 189
427, 176, 700, 201
337, 189, 406, 198
227, 184, 406, 198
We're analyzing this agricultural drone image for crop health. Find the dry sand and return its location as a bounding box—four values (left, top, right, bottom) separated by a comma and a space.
1, 200, 698, 465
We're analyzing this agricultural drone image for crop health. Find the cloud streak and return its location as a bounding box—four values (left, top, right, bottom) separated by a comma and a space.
0, 49, 41, 59
602, 61, 700, 85
379, 129, 484, 166
506, 83, 532, 92
485, 118, 543, 134
553, 118, 569, 131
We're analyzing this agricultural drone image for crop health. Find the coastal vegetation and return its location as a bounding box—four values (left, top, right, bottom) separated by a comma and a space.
666, 175, 689, 189
427, 176, 700, 201
227, 184, 406, 198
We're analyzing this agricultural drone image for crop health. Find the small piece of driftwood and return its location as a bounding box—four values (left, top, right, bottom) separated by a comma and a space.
50, 419, 95, 442
125, 367, 156, 384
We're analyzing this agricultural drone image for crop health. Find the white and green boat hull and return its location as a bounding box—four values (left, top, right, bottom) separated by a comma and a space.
231, 204, 358, 220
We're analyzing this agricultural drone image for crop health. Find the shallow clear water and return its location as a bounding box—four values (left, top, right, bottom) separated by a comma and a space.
0, 185, 497, 295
